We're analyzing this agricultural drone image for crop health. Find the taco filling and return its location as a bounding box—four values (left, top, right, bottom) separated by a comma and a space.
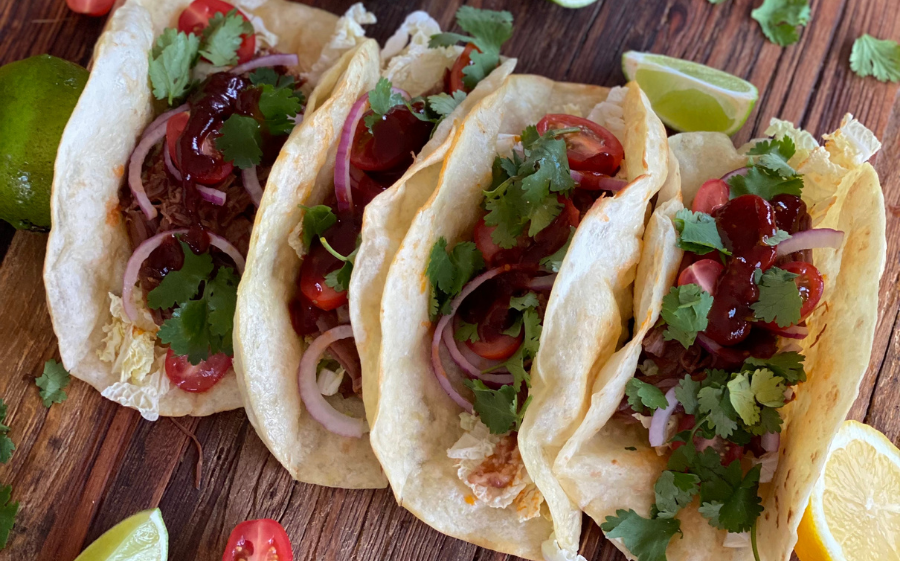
603, 135, 844, 559
290, 7, 514, 438
102, 0, 307, 403
426, 112, 627, 521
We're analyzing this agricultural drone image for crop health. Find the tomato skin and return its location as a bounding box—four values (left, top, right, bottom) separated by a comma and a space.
466, 331, 523, 361
678, 259, 724, 295
192, 123, 235, 185
298, 244, 347, 312
164, 349, 231, 392
223, 519, 293, 561
448, 43, 479, 94
536, 114, 624, 176
66, 0, 115, 16
759, 261, 824, 332
692, 179, 730, 214
178, 0, 256, 64
166, 112, 191, 168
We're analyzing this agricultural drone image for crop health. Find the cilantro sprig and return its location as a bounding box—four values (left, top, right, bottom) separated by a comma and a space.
36, 360, 70, 408
674, 209, 730, 256
0, 400, 15, 464
851, 34, 900, 83
429, 7, 513, 91
0, 485, 17, 550
406, 90, 468, 128
364, 78, 409, 134
216, 114, 262, 169
426, 238, 485, 319
464, 380, 529, 434
751, 0, 811, 47
299, 205, 357, 294
253, 70, 305, 136
728, 136, 804, 200
751, 267, 802, 327
149, 28, 200, 105
200, 10, 253, 66
659, 284, 714, 348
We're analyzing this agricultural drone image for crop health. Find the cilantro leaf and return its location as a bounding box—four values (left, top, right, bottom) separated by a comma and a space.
728, 166, 803, 200
365, 78, 408, 133
427, 238, 458, 295
429, 7, 513, 91
147, 240, 214, 310
660, 284, 714, 348
764, 229, 791, 246
0, 485, 17, 549
674, 209, 730, 256
675, 375, 701, 415
258, 83, 303, 135
698, 386, 738, 438
428, 90, 467, 117
465, 380, 520, 434
655, 470, 701, 519
751, 267, 802, 327
454, 321, 480, 343
199, 10, 253, 66
206, 268, 238, 355
323, 237, 359, 294
427, 239, 485, 319
748, 137, 797, 177
36, 360, 70, 408
148, 28, 200, 105
249, 67, 283, 86
510, 292, 539, 311
752, 406, 785, 435
744, 352, 806, 384
0, 400, 14, 464
601, 509, 682, 561
751, 0, 811, 47
727, 373, 760, 425
499, 308, 541, 391
851, 34, 900, 83
540, 226, 574, 272
699, 464, 763, 533
216, 114, 262, 169
626, 378, 670, 414
751, 369, 786, 408
300, 205, 337, 249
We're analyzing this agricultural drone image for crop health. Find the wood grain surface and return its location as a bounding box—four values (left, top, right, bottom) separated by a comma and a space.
0, 0, 898, 560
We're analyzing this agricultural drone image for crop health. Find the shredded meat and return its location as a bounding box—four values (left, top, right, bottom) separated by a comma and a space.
467, 435, 521, 489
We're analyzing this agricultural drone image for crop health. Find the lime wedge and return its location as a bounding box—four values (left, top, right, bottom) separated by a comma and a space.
622, 51, 759, 135
74, 509, 168, 561
549, 0, 598, 8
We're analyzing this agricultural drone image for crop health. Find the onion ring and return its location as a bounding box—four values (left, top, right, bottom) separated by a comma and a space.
208, 233, 245, 273
334, 94, 369, 213
128, 125, 168, 220
775, 228, 844, 256
242, 166, 263, 207
122, 229, 188, 321
196, 186, 226, 206
648, 387, 678, 447
230, 53, 299, 76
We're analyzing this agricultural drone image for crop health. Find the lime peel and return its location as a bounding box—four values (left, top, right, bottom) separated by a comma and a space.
74, 508, 168, 561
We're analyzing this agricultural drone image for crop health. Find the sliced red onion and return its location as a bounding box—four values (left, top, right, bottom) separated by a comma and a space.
775, 228, 844, 256
196, 186, 226, 206
570, 170, 628, 191
164, 146, 183, 181
391, 86, 411, 101
334, 94, 369, 213
230, 53, 299, 76
780, 342, 802, 353
142, 104, 187, 139
297, 325, 367, 438
755, 451, 779, 483
208, 233, 245, 273
648, 387, 678, 447
441, 323, 513, 385
242, 166, 263, 207
778, 324, 809, 339
761, 431, 780, 452
128, 124, 167, 220
527, 273, 557, 291
122, 229, 188, 321
723, 532, 751, 548
720, 167, 748, 182
697, 333, 746, 364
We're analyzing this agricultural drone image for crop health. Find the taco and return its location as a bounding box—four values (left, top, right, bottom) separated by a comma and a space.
370, 74, 668, 560
43, 0, 375, 420
554, 116, 885, 561
233, 7, 517, 488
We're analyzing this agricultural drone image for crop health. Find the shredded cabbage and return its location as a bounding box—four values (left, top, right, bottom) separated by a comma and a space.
302, 3, 375, 87
381, 12, 460, 97
587, 86, 628, 143
542, 534, 588, 561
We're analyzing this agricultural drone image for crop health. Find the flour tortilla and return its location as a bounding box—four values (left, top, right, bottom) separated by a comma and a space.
43, 0, 339, 417
371, 76, 668, 560
554, 118, 886, 561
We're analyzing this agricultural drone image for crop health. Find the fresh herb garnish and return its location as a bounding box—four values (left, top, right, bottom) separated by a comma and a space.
257, 79, 304, 135
0, 400, 13, 464
216, 114, 262, 169
851, 34, 900, 83
148, 28, 200, 105
199, 10, 253, 67
427, 238, 485, 319
464, 380, 529, 434
323, 237, 359, 294
626, 378, 669, 415
36, 360, 70, 408
429, 7, 513, 91
727, 369, 786, 425
601, 509, 682, 561
540, 226, 575, 272
728, 137, 804, 200
147, 240, 214, 310
496, 307, 542, 391
743, 351, 806, 384
364, 78, 408, 134
674, 209, 731, 256
454, 321, 480, 343
300, 205, 337, 249
406, 91, 468, 126
0, 485, 17, 549
751, 0, 811, 47
751, 267, 802, 327
659, 284, 714, 348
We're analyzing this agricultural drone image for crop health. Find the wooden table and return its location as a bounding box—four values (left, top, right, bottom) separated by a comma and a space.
1, 0, 897, 559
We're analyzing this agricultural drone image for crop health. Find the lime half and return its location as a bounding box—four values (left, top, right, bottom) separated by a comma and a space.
622, 51, 758, 136
74, 509, 168, 561
549, 0, 598, 8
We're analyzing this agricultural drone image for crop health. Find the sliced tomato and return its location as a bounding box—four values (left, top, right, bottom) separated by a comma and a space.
448, 43, 479, 94
677, 259, 724, 295
193, 123, 235, 185
721, 442, 745, 466
536, 114, 624, 176
692, 179, 730, 214
166, 112, 190, 168
66, 0, 115, 16
466, 328, 524, 361
759, 261, 824, 333
178, 0, 256, 64
164, 349, 231, 392
298, 243, 347, 311
349, 104, 433, 172
222, 518, 293, 561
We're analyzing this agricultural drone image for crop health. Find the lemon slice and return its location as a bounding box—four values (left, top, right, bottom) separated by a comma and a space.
795, 420, 900, 561
74, 509, 168, 561
622, 51, 758, 135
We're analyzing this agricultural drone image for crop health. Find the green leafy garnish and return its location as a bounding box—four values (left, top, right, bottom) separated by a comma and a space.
199, 10, 253, 66
851, 34, 900, 83
626, 378, 669, 414
364, 78, 408, 134
674, 375, 701, 415
751, 0, 811, 47
216, 114, 262, 169
0, 400, 15, 464
429, 7, 513, 91
465, 380, 528, 434
764, 229, 791, 246
323, 237, 359, 294
728, 136, 804, 200
427, 238, 485, 319
258, 82, 303, 135
655, 470, 700, 519
36, 360, 70, 408
454, 321, 480, 343
751, 267, 802, 327
407, 91, 468, 126
698, 463, 763, 533
497, 308, 542, 391
509, 292, 539, 311
601, 509, 682, 561
147, 240, 214, 311
300, 205, 337, 249
674, 209, 730, 256
660, 284, 714, 348
743, 352, 806, 384
0, 485, 17, 549
540, 226, 574, 272
157, 266, 238, 365
698, 385, 738, 438
148, 28, 200, 105
727, 370, 786, 425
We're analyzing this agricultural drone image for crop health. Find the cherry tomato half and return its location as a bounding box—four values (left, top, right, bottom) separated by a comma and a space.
66, 0, 116, 16
349, 104, 433, 172
298, 243, 347, 311
448, 43, 479, 95
692, 179, 730, 214
178, 0, 256, 64
165, 349, 231, 392
166, 112, 190, 169
536, 114, 624, 176
678, 259, 724, 295
192, 123, 235, 185
222, 518, 293, 561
